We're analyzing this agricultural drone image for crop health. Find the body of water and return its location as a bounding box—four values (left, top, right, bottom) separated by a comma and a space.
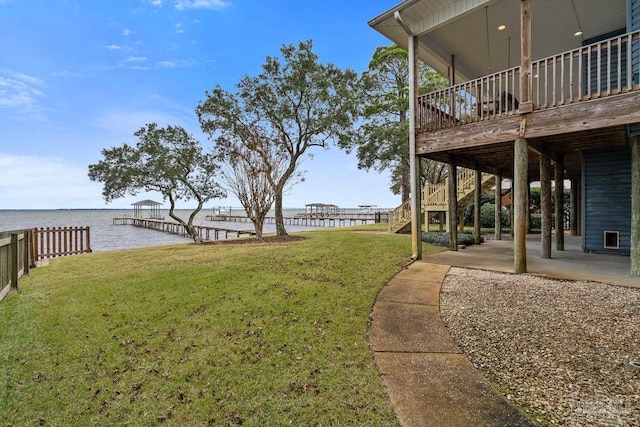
0, 208, 317, 253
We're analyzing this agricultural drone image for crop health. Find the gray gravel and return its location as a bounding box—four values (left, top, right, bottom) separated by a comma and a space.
440, 267, 640, 427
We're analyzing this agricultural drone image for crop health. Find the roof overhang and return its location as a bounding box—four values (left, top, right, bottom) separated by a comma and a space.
369, 0, 627, 82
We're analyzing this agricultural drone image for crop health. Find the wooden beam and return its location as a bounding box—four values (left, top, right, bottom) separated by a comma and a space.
540, 151, 552, 258
514, 138, 528, 273
417, 92, 640, 154
524, 92, 640, 139
448, 161, 458, 251
417, 116, 520, 153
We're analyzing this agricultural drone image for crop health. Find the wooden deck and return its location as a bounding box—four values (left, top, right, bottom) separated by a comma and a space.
113, 217, 256, 241
416, 30, 640, 180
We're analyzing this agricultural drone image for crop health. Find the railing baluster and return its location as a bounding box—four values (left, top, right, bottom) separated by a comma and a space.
597, 42, 602, 97
616, 37, 621, 94
606, 39, 611, 96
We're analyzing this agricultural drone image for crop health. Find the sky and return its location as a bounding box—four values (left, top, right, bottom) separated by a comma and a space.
0, 0, 402, 210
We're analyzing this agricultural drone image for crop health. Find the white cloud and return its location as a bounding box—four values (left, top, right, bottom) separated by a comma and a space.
0, 69, 45, 115
175, 22, 184, 34
0, 153, 104, 209
175, 0, 229, 10
103, 44, 122, 50
125, 56, 147, 62
123, 29, 133, 36
146, 0, 163, 6
128, 59, 195, 70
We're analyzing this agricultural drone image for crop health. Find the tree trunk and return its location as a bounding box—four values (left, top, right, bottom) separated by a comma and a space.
253, 216, 264, 241
167, 198, 203, 244
274, 190, 288, 236
401, 165, 410, 203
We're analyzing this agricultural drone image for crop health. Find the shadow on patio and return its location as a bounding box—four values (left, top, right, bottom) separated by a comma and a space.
423, 234, 640, 289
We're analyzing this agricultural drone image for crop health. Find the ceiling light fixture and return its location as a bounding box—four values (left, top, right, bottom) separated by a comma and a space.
574, 31, 583, 36
498, 24, 506, 31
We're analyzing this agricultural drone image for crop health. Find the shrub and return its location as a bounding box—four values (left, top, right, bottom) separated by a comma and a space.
529, 213, 541, 231
464, 202, 510, 228
421, 231, 483, 247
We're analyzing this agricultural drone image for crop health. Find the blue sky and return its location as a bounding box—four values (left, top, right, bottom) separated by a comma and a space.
0, 0, 401, 210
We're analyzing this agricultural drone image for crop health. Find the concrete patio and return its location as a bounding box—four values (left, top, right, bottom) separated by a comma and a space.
423, 234, 640, 288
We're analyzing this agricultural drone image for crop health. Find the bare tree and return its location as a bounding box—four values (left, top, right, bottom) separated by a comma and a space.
221, 133, 293, 240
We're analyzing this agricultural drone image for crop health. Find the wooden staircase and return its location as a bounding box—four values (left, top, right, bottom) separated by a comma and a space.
388, 169, 496, 233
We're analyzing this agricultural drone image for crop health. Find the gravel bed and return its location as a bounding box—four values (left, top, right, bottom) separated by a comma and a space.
440, 267, 640, 427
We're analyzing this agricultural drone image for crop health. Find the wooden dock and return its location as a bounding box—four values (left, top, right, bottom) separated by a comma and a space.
205, 212, 388, 228
113, 217, 255, 241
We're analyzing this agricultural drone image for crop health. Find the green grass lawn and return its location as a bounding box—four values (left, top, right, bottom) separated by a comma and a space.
0, 227, 443, 426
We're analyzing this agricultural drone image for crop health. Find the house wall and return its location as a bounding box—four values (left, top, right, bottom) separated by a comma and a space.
582, 147, 631, 254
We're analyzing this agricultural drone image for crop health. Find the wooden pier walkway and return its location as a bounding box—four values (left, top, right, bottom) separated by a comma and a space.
205, 212, 388, 228
113, 217, 255, 241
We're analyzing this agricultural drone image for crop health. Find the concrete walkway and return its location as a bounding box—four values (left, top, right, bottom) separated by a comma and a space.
370, 261, 535, 427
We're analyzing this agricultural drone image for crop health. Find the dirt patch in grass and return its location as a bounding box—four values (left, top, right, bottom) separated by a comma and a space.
203, 235, 308, 245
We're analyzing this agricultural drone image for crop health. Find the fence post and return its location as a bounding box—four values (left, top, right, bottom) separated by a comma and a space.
31, 228, 39, 265
86, 227, 92, 253
10, 233, 19, 289
23, 231, 30, 275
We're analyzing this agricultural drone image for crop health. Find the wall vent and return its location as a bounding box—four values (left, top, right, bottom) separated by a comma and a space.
604, 230, 620, 249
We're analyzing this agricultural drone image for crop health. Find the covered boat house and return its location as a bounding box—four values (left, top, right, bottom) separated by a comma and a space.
132, 199, 164, 220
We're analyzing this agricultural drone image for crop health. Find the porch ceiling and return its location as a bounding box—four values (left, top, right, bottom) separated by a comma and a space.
424, 125, 630, 181
369, 0, 626, 81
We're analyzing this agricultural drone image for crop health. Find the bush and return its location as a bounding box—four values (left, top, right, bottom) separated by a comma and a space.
464, 202, 510, 228
421, 231, 483, 247
529, 213, 541, 231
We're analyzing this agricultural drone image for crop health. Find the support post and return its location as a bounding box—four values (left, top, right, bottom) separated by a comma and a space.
408, 33, 421, 260
554, 155, 565, 251
540, 150, 552, 258
448, 162, 458, 251
514, 138, 528, 273
632, 136, 640, 276
495, 173, 502, 240
474, 169, 482, 245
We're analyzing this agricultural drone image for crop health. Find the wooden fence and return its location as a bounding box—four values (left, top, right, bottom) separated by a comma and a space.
0, 229, 33, 298
0, 227, 92, 301
32, 226, 92, 260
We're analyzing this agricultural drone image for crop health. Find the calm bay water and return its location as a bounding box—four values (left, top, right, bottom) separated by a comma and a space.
0, 208, 316, 252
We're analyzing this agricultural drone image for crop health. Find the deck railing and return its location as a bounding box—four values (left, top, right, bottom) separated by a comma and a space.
418, 66, 520, 132
532, 30, 640, 109
418, 30, 640, 132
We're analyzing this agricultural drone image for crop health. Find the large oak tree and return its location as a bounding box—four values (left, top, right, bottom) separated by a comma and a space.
88, 123, 225, 243
197, 40, 361, 236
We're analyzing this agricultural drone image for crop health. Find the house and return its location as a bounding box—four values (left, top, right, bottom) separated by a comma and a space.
369, 0, 640, 276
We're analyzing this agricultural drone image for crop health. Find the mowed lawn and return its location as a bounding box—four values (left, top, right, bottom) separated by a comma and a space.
0, 227, 440, 426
